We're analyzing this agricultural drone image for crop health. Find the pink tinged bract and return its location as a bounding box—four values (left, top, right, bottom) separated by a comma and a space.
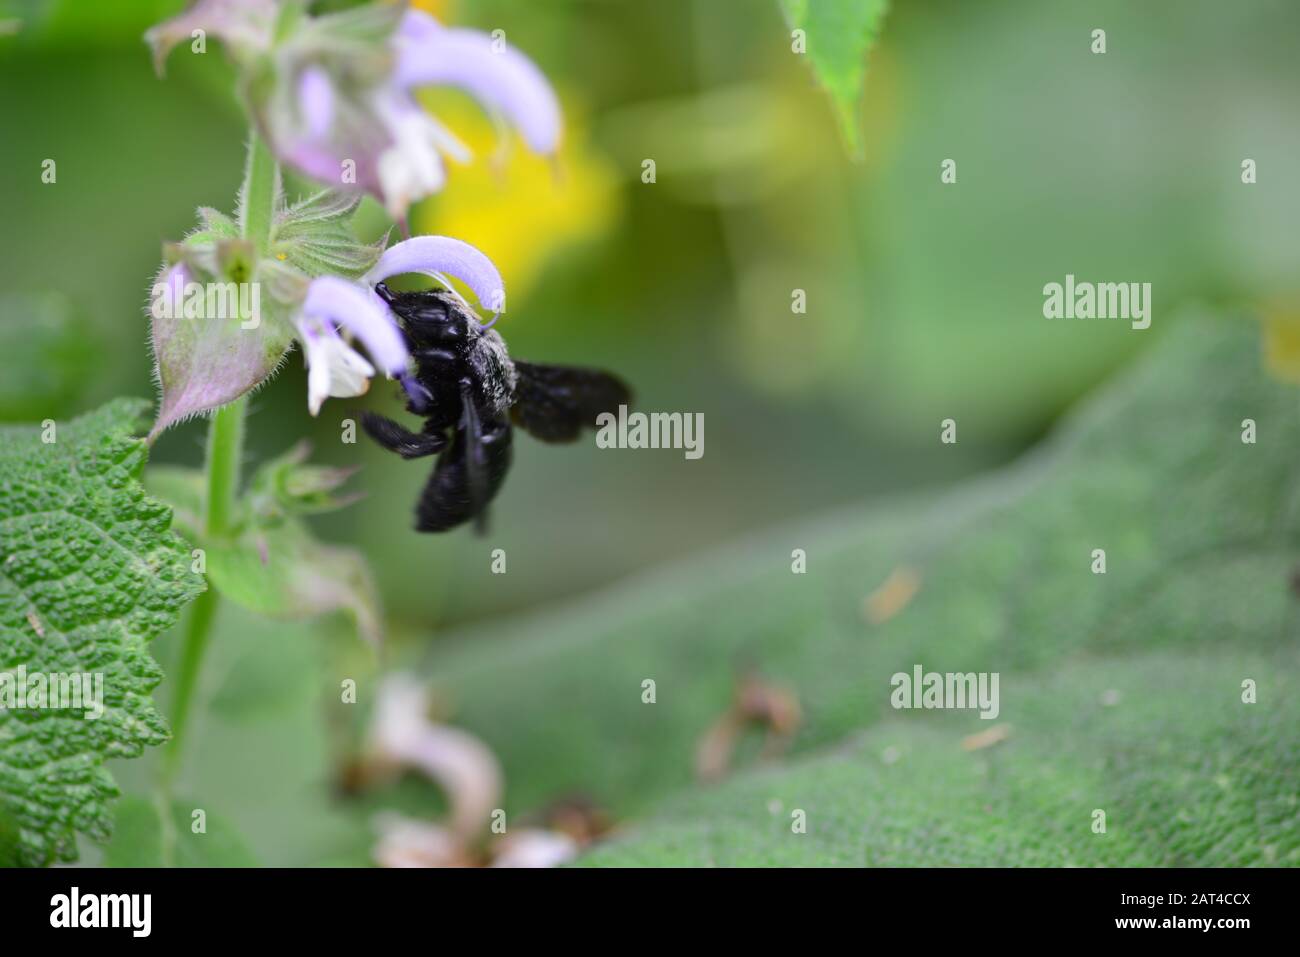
148, 262, 295, 441
366, 236, 506, 317
145, 0, 276, 75
394, 11, 562, 155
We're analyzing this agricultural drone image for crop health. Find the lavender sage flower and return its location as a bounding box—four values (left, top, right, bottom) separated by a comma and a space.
283, 8, 562, 218
149, 185, 506, 434
149, 3, 564, 220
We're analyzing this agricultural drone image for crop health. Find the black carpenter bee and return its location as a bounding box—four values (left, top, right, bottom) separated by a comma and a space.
361, 283, 631, 533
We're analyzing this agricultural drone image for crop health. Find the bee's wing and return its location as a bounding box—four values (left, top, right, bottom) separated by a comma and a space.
510, 360, 632, 443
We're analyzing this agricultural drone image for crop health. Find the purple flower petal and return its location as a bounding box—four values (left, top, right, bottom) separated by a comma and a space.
278, 136, 353, 188
160, 262, 189, 303
396, 7, 443, 44
298, 65, 335, 140
399, 372, 433, 413
302, 275, 409, 374
366, 236, 506, 315
393, 13, 562, 155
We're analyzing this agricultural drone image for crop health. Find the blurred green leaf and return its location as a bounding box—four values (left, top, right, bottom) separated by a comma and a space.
207, 633, 321, 722
0, 292, 103, 422
0, 0, 181, 47
145, 456, 381, 647
580, 651, 1298, 865
102, 606, 364, 867
406, 317, 1299, 865
247, 440, 362, 521
104, 795, 258, 867
206, 520, 381, 647
778, 0, 888, 154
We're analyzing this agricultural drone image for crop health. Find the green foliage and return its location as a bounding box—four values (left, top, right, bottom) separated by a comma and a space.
581, 651, 1298, 866
406, 319, 1299, 865
205, 523, 381, 648
104, 796, 259, 867
779, 0, 889, 154
0, 0, 179, 47
147, 445, 381, 647
0, 399, 203, 866
0, 293, 102, 423
273, 189, 386, 280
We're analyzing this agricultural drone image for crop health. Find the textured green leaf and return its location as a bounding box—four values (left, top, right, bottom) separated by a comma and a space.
0, 801, 21, 866
139, 465, 204, 539
0, 398, 203, 866
409, 318, 1300, 865
779, 0, 889, 153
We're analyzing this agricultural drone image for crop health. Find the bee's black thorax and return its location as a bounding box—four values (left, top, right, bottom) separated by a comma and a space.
377, 283, 518, 425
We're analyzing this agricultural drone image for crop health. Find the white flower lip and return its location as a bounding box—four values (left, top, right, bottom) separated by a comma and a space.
297, 317, 376, 416
371, 89, 451, 221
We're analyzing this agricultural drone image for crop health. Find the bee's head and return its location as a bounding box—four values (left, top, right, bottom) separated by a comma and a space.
375, 282, 478, 349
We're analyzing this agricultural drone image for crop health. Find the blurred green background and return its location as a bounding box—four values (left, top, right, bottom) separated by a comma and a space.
1, 0, 1298, 865
3, 0, 1297, 632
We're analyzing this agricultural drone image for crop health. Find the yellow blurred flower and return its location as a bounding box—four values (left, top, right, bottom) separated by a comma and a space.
413, 90, 621, 306
411, 0, 452, 20
1260, 300, 1300, 384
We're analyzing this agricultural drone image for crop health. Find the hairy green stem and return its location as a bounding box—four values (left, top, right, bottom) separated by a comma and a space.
159, 132, 276, 862
162, 588, 218, 778
160, 398, 246, 808
241, 132, 277, 254
203, 397, 248, 539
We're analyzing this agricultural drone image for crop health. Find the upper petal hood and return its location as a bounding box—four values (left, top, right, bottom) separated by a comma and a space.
393, 12, 562, 155
365, 236, 506, 316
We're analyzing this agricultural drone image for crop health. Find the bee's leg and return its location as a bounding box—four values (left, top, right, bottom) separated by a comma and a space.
361, 412, 448, 459
399, 373, 433, 414
415, 417, 513, 534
